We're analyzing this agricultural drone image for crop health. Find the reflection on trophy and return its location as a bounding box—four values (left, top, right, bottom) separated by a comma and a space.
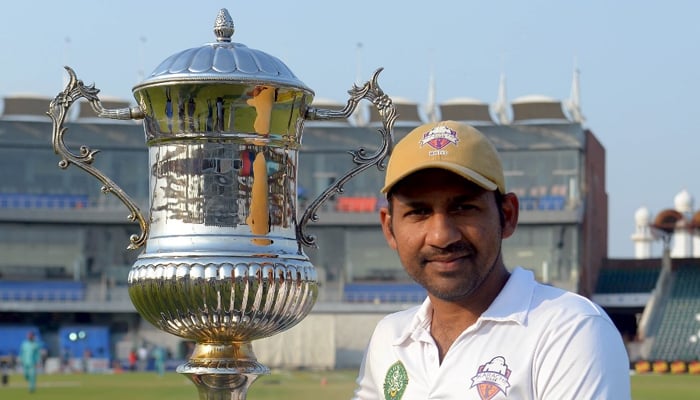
48, 8, 396, 400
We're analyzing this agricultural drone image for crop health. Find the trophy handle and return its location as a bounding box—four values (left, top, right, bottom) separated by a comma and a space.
47, 66, 149, 250
297, 68, 397, 248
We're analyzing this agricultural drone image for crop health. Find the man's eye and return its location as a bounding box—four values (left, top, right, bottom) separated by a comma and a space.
406, 208, 430, 216
455, 204, 477, 212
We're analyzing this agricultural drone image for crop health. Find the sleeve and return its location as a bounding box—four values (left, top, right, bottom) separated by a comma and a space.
351, 327, 383, 400
533, 314, 631, 400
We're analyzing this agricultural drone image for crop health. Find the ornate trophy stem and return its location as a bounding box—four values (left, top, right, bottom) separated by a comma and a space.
298, 68, 397, 248
47, 66, 149, 249
179, 343, 267, 400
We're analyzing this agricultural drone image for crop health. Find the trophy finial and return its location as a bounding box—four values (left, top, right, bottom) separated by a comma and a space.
214, 8, 234, 42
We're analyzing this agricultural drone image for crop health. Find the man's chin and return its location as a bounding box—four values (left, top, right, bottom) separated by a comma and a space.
427, 284, 476, 302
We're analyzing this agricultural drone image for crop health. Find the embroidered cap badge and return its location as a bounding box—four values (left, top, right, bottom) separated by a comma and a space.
383, 360, 408, 400
419, 125, 459, 153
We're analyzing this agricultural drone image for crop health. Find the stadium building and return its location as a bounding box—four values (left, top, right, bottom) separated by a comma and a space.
0, 70, 696, 372
593, 190, 700, 371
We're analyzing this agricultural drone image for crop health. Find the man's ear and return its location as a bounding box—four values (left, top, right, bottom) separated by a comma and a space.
501, 192, 519, 239
379, 207, 398, 250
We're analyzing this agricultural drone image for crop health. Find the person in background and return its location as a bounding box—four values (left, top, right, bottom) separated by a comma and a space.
128, 349, 138, 372
153, 346, 166, 376
61, 347, 72, 373
137, 344, 149, 371
1, 356, 10, 386
39, 347, 48, 372
81, 348, 91, 373
19, 331, 41, 393
352, 121, 631, 399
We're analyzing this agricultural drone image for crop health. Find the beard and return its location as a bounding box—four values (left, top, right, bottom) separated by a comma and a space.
408, 241, 502, 302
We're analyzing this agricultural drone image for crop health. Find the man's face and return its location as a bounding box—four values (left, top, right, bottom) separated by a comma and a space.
380, 169, 517, 302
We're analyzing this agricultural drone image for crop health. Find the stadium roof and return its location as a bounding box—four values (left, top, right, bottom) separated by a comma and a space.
0, 116, 586, 152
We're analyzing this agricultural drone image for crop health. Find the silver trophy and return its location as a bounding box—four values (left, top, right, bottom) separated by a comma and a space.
48, 8, 396, 400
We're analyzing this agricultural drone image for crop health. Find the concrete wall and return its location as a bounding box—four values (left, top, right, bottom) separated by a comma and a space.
255, 313, 387, 370
127, 308, 398, 371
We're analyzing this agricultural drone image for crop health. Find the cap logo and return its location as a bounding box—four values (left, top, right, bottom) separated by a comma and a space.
419, 125, 459, 156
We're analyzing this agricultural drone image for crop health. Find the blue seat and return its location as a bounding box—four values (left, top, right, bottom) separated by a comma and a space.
537, 195, 565, 210
343, 282, 426, 303
0, 193, 89, 209
0, 281, 85, 302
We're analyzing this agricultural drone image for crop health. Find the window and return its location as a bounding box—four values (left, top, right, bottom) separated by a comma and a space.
502, 149, 581, 210
503, 224, 578, 291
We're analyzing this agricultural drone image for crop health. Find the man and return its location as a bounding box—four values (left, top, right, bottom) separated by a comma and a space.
19, 331, 41, 393
138, 344, 149, 371
61, 347, 72, 373
153, 346, 166, 376
352, 121, 630, 399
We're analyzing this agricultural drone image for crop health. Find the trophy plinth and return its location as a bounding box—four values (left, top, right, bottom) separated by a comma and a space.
178, 343, 267, 400
48, 8, 396, 399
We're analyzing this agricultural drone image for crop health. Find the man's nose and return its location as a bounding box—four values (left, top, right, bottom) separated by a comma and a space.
425, 212, 461, 248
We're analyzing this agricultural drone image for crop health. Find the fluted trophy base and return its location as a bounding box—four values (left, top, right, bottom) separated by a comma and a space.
127, 255, 318, 399
177, 343, 268, 400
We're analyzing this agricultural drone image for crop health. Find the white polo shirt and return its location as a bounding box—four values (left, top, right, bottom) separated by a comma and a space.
352, 267, 631, 400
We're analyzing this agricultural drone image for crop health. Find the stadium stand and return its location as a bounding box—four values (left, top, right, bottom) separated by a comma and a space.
335, 197, 378, 212
0, 193, 88, 209
0, 325, 41, 357
343, 282, 426, 303
649, 264, 700, 361
518, 196, 538, 211
595, 266, 661, 294
59, 325, 112, 363
537, 195, 566, 210
0, 281, 86, 301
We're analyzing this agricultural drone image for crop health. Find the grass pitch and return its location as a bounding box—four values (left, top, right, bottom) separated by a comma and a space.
1, 370, 356, 400
1, 370, 699, 399
630, 373, 700, 399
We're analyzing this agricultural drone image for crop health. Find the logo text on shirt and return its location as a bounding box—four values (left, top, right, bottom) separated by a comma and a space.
470, 356, 512, 400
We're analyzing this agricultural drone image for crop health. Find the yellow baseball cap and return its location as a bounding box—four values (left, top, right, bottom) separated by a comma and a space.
381, 120, 505, 194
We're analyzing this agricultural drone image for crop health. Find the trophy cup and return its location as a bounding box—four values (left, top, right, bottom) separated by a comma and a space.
48, 8, 396, 400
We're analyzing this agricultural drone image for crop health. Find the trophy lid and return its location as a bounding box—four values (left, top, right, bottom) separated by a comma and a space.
133, 8, 313, 95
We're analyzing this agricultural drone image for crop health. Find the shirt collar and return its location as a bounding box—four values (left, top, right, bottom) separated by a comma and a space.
393, 297, 433, 345
392, 267, 535, 345
481, 266, 534, 325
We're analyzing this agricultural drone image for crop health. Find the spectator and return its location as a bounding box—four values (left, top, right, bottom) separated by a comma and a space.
81, 348, 91, 373
1, 357, 9, 386
128, 349, 137, 372
153, 346, 166, 376
137, 344, 148, 371
40, 347, 48, 372
61, 347, 72, 373
19, 331, 41, 393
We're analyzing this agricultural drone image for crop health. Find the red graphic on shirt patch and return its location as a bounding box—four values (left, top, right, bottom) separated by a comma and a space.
470, 356, 512, 400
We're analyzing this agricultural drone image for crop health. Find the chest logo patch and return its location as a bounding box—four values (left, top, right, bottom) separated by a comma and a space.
383, 360, 408, 400
470, 356, 512, 400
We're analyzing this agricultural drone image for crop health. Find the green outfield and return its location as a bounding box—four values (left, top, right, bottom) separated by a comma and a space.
0, 370, 698, 399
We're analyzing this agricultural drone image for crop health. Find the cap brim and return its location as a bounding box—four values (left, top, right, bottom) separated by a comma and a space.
381, 161, 498, 194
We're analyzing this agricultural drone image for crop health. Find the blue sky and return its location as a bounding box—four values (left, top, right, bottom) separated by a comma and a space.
2, 1, 698, 259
